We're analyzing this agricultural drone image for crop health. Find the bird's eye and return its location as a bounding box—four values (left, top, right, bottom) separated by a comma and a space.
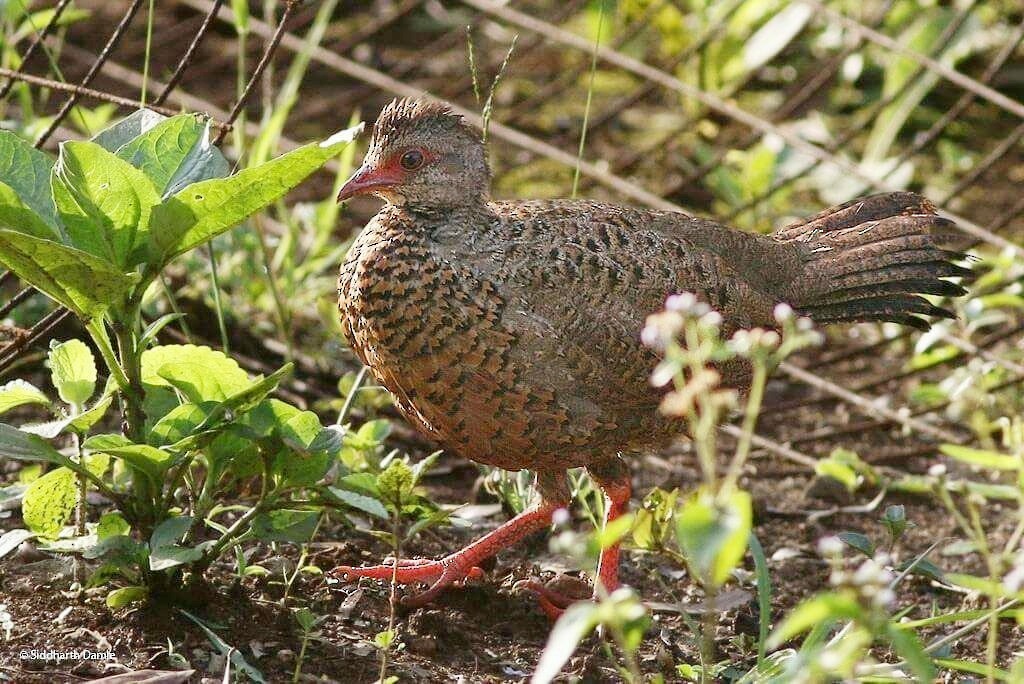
399, 149, 425, 171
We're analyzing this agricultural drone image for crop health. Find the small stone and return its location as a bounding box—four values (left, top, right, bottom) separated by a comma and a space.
407, 635, 437, 656
277, 649, 296, 663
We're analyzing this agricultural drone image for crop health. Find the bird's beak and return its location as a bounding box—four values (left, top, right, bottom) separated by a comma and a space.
336, 164, 401, 203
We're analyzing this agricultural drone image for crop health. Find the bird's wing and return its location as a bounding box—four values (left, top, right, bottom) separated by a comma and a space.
486, 200, 791, 425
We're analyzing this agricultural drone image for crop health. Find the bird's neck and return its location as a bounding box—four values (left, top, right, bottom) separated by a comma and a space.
390, 194, 495, 228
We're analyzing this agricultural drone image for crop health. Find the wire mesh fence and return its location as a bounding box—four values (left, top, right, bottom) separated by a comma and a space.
1, 0, 1022, 470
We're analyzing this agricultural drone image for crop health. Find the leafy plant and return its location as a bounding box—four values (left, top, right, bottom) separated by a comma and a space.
0, 111, 368, 602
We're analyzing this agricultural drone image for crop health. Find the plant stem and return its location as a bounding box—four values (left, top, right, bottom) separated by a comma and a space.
723, 361, 768, 494
379, 510, 402, 684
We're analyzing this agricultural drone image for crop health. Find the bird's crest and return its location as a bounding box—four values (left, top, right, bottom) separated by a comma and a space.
372, 97, 475, 142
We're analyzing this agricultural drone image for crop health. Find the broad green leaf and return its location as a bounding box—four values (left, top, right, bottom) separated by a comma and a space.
149, 402, 218, 446
117, 114, 230, 196
940, 444, 1019, 471
141, 344, 251, 401
837, 531, 875, 557
22, 466, 77, 538
106, 585, 148, 609
0, 229, 137, 318
0, 379, 49, 415
327, 486, 388, 519
0, 130, 59, 228
251, 509, 319, 543
0, 423, 70, 464
147, 124, 362, 261
84, 433, 175, 481
0, 181, 59, 239
275, 410, 332, 486
49, 339, 97, 407
149, 515, 202, 571
676, 489, 752, 586
91, 109, 166, 153
52, 140, 160, 266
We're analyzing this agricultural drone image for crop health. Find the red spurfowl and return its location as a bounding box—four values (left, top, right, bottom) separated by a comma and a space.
329, 98, 968, 616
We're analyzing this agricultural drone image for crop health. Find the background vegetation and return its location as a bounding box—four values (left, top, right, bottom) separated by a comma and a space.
0, 0, 1022, 682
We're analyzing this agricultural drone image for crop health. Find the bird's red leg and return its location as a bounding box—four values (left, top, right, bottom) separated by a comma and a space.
330, 470, 570, 607
522, 457, 633, 620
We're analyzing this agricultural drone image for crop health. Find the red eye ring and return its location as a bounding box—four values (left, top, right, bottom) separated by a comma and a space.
400, 149, 425, 171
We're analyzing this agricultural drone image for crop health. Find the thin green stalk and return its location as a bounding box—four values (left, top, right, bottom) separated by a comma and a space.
85, 319, 130, 394
336, 365, 367, 426
253, 214, 293, 360
466, 26, 481, 105
206, 240, 231, 354
160, 276, 193, 342
571, 1, 606, 197
378, 510, 402, 684
140, 0, 155, 105
722, 361, 768, 494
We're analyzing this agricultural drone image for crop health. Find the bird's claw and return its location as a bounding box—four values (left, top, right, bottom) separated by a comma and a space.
515, 575, 594, 621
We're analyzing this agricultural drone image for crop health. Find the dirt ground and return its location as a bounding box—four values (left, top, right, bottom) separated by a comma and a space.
1, 433, 1021, 683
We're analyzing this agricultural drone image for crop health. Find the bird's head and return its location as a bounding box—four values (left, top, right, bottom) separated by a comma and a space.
337, 98, 489, 211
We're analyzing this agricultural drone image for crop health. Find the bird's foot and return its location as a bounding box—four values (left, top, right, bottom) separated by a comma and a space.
328, 556, 486, 607
515, 575, 594, 621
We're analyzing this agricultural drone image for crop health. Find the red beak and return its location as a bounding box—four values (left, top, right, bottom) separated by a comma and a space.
336, 164, 401, 203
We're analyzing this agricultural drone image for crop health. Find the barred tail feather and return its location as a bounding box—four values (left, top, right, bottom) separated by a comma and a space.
777, 192, 970, 330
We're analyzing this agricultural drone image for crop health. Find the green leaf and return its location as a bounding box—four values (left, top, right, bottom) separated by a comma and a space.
49, 339, 97, 406
0, 379, 50, 415
887, 623, 936, 682
533, 601, 601, 684
676, 489, 752, 586
141, 344, 252, 401
178, 609, 267, 684
838, 531, 876, 558
117, 114, 230, 196
767, 591, 863, 648
149, 402, 217, 446
0, 229, 137, 318
97, 511, 130, 540
147, 125, 362, 261
275, 411, 333, 486
327, 486, 388, 519
378, 460, 414, 508
0, 181, 59, 239
23, 395, 113, 438
149, 515, 202, 571
91, 109, 166, 153
106, 585, 148, 609
0, 423, 70, 464
251, 509, 319, 543
22, 466, 77, 538
0, 130, 59, 228
743, 3, 813, 71
0, 528, 35, 559
84, 434, 175, 481
940, 444, 1019, 471
52, 140, 161, 266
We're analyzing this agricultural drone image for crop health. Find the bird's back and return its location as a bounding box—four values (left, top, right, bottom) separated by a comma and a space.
338, 199, 799, 471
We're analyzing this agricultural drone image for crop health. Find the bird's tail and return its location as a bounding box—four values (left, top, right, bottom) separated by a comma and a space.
774, 192, 971, 331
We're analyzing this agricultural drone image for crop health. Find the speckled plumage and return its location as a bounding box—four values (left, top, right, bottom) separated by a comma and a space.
331, 98, 968, 609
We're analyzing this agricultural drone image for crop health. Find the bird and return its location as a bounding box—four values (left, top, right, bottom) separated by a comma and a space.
328, 97, 969, 617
